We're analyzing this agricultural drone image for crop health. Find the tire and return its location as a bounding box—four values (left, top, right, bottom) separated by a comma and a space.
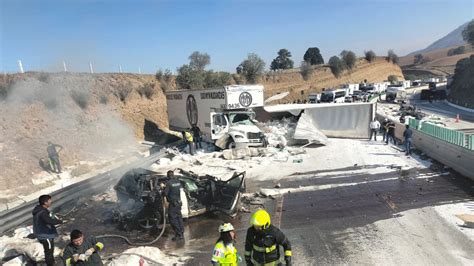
226, 138, 236, 149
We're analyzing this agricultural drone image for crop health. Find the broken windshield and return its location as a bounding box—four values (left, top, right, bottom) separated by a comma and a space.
229, 113, 254, 125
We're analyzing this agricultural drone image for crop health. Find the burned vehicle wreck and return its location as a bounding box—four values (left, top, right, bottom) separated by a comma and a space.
113, 168, 246, 230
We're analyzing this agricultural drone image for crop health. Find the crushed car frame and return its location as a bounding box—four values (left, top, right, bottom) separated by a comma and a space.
113, 168, 246, 230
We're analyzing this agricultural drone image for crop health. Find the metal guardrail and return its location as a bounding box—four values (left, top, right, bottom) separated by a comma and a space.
0, 142, 185, 234
409, 118, 473, 150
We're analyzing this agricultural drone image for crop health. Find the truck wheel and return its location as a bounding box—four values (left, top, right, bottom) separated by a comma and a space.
226, 138, 236, 149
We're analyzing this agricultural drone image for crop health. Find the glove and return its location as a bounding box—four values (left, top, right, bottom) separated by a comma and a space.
72, 254, 80, 262
245, 256, 253, 266
78, 254, 87, 261
285, 256, 292, 266
84, 248, 95, 256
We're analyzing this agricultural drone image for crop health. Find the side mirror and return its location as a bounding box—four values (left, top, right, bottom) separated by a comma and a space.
212, 130, 215, 134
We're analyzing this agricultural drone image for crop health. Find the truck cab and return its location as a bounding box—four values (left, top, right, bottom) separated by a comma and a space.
211, 110, 264, 149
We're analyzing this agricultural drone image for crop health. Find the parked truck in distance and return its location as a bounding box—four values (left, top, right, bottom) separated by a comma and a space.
166, 85, 266, 149
386, 84, 406, 103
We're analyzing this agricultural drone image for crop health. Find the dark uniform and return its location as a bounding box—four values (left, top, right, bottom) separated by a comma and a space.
62, 236, 104, 266
164, 178, 184, 240
32, 205, 63, 266
191, 126, 202, 149
245, 225, 292, 266
47, 142, 63, 173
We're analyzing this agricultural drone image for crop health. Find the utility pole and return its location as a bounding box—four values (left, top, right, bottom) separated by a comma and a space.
89, 62, 94, 74
18, 60, 24, 73
63, 61, 68, 72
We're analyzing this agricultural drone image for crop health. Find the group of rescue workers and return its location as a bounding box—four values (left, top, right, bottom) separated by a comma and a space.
180, 125, 202, 155
33, 170, 290, 265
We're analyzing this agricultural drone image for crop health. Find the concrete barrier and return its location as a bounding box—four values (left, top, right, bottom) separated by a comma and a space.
411, 130, 474, 180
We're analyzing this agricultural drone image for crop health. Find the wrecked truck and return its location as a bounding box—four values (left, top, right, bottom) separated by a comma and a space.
113, 168, 246, 230
166, 85, 266, 149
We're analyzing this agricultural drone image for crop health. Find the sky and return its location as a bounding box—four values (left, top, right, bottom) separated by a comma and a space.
1, 0, 473, 74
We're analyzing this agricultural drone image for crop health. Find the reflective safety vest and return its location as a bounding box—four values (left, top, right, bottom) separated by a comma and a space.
184, 131, 194, 142
211, 241, 239, 266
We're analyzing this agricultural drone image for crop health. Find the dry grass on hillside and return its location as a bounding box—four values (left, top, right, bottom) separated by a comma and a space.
399, 45, 474, 67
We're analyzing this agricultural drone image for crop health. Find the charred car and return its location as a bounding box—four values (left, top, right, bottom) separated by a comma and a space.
113, 168, 245, 230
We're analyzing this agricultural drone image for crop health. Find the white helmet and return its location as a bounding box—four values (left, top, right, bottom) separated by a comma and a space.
218, 223, 235, 233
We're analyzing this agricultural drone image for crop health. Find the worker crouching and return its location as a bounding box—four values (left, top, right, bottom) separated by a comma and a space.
245, 209, 292, 266
62, 229, 104, 265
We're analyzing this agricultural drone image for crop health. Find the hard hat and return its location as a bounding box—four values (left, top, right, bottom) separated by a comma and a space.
218, 223, 235, 233
250, 209, 271, 229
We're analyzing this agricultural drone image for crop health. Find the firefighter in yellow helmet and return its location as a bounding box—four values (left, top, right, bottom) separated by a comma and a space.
245, 209, 292, 266
211, 223, 242, 266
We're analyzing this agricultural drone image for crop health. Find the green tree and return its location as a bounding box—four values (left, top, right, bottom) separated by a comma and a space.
176, 64, 204, 90
303, 47, 324, 65
204, 71, 232, 88
189, 51, 211, 71
300, 61, 313, 81
462, 20, 474, 47
238, 53, 266, 84
340, 50, 357, 70
364, 50, 376, 63
328, 56, 344, 78
270, 49, 294, 70
386, 49, 399, 64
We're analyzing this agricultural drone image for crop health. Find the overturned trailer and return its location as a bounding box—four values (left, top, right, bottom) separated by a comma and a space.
113, 168, 246, 230
256, 102, 376, 139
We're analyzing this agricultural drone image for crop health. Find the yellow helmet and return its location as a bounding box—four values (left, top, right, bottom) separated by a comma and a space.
218, 223, 235, 233
250, 209, 271, 229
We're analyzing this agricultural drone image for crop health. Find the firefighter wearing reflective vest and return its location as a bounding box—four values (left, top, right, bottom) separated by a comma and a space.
245, 209, 292, 266
211, 223, 242, 266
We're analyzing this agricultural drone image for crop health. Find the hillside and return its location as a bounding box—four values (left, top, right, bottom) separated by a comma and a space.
400, 45, 474, 76
260, 57, 403, 102
408, 21, 469, 55
0, 59, 402, 204
0, 72, 169, 204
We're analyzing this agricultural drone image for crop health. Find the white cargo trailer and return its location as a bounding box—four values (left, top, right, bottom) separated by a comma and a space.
166, 85, 265, 149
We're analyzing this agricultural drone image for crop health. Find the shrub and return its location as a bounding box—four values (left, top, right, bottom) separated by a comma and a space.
0, 82, 12, 101
161, 82, 172, 93
328, 56, 344, 78
155, 69, 163, 81
386, 49, 399, 64
388, 75, 399, 83
38, 72, 50, 83
447, 46, 466, 56
70, 90, 90, 109
365, 50, 376, 62
163, 69, 172, 83
137, 83, 155, 99
340, 50, 357, 70
115, 86, 133, 102
300, 61, 313, 81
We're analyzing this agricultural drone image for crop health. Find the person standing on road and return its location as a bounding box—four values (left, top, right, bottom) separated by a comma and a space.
369, 118, 380, 141
47, 141, 63, 173
381, 118, 389, 142
211, 223, 241, 266
32, 195, 63, 266
191, 125, 202, 150
245, 209, 292, 266
62, 229, 104, 266
181, 131, 195, 155
403, 125, 413, 155
385, 120, 396, 145
164, 170, 185, 241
